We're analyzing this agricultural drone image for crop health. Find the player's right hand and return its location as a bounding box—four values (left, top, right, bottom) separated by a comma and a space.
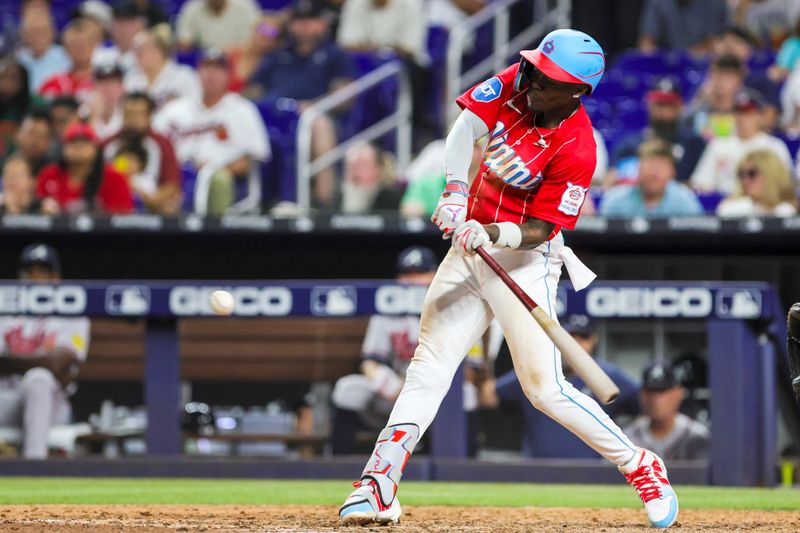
431, 188, 468, 239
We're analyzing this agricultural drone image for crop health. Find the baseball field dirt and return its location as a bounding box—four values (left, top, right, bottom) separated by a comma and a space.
1, 505, 798, 532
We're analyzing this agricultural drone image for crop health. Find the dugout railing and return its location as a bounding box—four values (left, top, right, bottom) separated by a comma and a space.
0, 280, 784, 487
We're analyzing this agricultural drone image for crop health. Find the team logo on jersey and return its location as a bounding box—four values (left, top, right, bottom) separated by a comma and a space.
543, 40, 555, 54
485, 122, 541, 190
558, 182, 588, 216
472, 77, 503, 103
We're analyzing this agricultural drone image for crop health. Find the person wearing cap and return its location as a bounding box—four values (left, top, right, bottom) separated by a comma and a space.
125, 26, 202, 115
153, 48, 269, 215
601, 138, 703, 218
624, 361, 710, 461
16, 6, 71, 93
36, 121, 134, 213
85, 63, 125, 140
607, 77, 706, 186
39, 18, 101, 104
245, 0, 354, 207
691, 89, 791, 196
331, 246, 483, 455
92, 1, 148, 75
0, 244, 90, 459
342, 30, 680, 530
716, 149, 797, 217
480, 314, 640, 459
176, 0, 261, 50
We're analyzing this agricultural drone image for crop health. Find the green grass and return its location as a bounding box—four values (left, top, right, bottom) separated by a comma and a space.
0, 478, 797, 510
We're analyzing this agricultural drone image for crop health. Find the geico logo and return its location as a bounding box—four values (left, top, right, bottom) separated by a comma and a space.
169, 287, 292, 316
374, 285, 428, 314
0, 285, 86, 314
586, 287, 712, 318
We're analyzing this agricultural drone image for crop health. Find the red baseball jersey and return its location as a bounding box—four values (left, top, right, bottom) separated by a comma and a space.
456, 63, 596, 236
37, 163, 134, 214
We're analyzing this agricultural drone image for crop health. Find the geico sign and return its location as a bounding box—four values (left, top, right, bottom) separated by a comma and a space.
374, 285, 428, 314
586, 287, 712, 318
0, 285, 86, 314
169, 287, 292, 316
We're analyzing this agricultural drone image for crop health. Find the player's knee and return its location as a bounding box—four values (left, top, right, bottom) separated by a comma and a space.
404, 354, 450, 393
21, 367, 58, 392
520, 380, 563, 414
331, 374, 372, 411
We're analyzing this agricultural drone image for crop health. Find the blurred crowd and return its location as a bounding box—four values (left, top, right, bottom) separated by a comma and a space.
0, 0, 799, 219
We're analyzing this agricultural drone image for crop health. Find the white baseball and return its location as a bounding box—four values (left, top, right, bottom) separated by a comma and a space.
209, 290, 235, 316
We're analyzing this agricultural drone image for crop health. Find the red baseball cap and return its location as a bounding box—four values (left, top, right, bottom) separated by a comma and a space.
63, 122, 98, 143
646, 77, 682, 105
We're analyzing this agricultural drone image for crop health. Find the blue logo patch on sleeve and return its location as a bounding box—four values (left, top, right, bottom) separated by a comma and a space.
471, 77, 503, 103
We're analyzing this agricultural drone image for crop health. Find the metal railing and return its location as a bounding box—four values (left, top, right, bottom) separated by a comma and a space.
445, 0, 571, 127
295, 61, 412, 210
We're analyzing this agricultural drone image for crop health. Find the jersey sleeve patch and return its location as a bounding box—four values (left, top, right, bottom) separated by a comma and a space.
558, 182, 589, 216
471, 77, 503, 103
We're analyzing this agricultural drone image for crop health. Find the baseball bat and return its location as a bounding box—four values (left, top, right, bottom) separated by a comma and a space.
476, 247, 619, 404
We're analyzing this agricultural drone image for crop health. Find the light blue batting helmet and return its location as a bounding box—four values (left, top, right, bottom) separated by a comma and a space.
517, 29, 605, 95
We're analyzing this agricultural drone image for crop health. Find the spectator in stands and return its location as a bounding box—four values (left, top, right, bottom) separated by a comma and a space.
0, 155, 58, 214
638, 0, 727, 55
154, 49, 270, 215
624, 361, 710, 460
0, 59, 37, 159
712, 26, 780, 131
732, 0, 800, 49
74, 0, 113, 36
126, 26, 202, 116
37, 122, 134, 214
245, 0, 354, 207
229, 13, 288, 92
480, 315, 640, 459
427, 0, 485, 30
7, 109, 56, 177
691, 90, 791, 195
39, 18, 101, 104
339, 142, 402, 213
49, 96, 81, 143
16, 7, 71, 93
331, 246, 482, 455
176, 0, 262, 51
601, 139, 703, 217
103, 92, 182, 215
93, 0, 148, 74
716, 149, 797, 217
85, 63, 125, 141
0, 244, 90, 459
684, 54, 746, 140
770, 18, 800, 82
337, 0, 430, 145
609, 78, 705, 186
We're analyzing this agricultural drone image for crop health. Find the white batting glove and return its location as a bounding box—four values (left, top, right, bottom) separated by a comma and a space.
453, 220, 491, 256
431, 181, 469, 239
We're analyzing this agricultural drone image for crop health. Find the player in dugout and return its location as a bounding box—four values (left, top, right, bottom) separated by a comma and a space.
0, 244, 90, 459
330, 246, 482, 456
339, 29, 680, 529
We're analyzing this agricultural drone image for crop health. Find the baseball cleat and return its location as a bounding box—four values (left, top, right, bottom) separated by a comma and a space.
339, 478, 402, 526
619, 448, 679, 528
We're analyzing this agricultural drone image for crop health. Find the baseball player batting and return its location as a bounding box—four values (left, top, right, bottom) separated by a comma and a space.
339, 29, 679, 529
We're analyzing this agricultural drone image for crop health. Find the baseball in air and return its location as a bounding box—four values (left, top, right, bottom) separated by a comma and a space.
209, 290, 235, 316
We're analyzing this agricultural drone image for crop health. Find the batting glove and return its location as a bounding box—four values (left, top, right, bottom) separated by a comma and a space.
431, 181, 469, 239
453, 220, 491, 256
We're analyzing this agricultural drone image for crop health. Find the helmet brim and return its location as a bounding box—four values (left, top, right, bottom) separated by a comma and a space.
520, 50, 592, 91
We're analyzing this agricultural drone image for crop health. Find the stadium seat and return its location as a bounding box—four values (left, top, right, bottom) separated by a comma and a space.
257, 98, 300, 204
611, 49, 695, 76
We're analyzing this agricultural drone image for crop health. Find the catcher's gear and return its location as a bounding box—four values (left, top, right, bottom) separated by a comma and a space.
787, 303, 800, 398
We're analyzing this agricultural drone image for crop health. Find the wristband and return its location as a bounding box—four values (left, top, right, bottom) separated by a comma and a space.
444, 180, 469, 197
492, 222, 522, 249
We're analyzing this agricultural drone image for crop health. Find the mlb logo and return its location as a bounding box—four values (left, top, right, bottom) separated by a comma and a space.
715, 289, 762, 319
310, 286, 357, 316
106, 286, 151, 316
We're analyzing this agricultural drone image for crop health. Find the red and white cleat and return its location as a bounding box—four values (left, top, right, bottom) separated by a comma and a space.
619, 448, 679, 528
339, 478, 402, 526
